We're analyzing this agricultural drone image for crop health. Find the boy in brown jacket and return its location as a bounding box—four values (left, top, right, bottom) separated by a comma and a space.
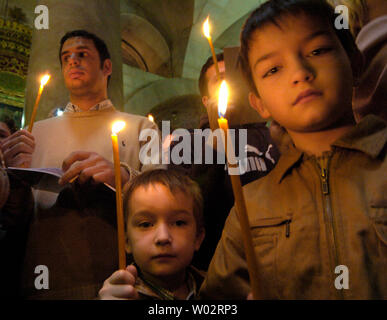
200, 0, 387, 299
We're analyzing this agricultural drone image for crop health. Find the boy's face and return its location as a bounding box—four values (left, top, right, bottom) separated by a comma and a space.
248, 14, 354, 133
126, 183, 204, 280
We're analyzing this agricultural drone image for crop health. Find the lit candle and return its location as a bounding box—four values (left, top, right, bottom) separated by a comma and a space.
217, 80, 262, 299
111, 120, 126, 270
28, 74, 50, 132
203, 16, 220, 81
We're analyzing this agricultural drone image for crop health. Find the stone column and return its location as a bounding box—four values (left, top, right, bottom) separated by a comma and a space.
24, 0, 123, 122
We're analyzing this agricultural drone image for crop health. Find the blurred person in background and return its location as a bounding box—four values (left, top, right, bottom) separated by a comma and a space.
329, 0, 387, 121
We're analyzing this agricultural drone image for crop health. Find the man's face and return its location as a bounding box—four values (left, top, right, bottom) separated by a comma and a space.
248, 14, 354, 134
203, 61, 226, 131
60, 37, 111, 96
205, 60, 225, 101
126, 183, 204, 281
0, 122, 11, 143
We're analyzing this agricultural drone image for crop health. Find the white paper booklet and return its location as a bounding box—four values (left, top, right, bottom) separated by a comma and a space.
6, 167, 116, 193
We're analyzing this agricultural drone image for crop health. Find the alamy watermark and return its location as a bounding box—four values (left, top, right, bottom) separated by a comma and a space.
334, 265, 349, 290
334, 5, 349, 30
137, 121, 276, 176
32, 4, 348, 31
34, 265, 49, 290
32, 264, 350, 292
34, 5, 49, 30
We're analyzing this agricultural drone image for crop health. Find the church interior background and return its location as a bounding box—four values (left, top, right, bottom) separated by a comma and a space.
0, 0, 266, 130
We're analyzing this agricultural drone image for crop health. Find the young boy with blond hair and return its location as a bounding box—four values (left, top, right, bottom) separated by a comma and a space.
99, 169, 205, 300
200, 0, 387, 299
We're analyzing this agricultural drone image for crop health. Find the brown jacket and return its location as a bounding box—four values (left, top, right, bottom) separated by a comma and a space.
200, 115, 387, 299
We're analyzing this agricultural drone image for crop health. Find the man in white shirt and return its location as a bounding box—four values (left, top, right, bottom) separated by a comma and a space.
2, 30, 162, 299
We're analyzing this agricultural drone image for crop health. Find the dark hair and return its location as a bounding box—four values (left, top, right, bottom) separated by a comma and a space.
59, 30, 111, 84
0, 114, 17, 134
123, 169, 204, 235
240, 0, 359, 95
198, 53, 224, 97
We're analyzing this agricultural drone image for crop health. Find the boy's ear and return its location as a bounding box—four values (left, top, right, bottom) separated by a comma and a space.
249, 92, 271, 119
103, 58, 113, 77
194, 229, 205, 251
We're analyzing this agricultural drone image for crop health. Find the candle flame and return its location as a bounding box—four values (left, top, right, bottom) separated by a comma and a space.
40, 74, 51, 87
218, 80, 228, 118
203, 16, 211, 39
148, 114, 154, 123
112, 121, 125, 134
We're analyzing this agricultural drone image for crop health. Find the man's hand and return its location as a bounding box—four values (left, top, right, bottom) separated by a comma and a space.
59, 151, 130, 187
98, 265, 139, 300
0, 130, 35, 168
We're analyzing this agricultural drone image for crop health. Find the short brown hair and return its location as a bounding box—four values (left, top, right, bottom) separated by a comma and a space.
123, 169, 204, 234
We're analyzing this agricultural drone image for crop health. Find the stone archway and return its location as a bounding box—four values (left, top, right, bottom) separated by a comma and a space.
121, 13, 172, 77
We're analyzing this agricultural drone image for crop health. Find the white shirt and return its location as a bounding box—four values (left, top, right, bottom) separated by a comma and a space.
64, 99, 113, 113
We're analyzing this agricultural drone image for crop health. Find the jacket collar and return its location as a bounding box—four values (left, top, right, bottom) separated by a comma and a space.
274, 145, 303, 184
274, 115, 387, 183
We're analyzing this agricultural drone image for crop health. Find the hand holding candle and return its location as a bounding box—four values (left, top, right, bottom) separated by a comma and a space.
111, 120, 126, 270
203, 16, 220, 81
28, 74, 51, 132
217, 80, 262, 299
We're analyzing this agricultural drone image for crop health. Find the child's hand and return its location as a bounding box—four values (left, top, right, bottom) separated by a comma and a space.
98, 265, 139, 300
